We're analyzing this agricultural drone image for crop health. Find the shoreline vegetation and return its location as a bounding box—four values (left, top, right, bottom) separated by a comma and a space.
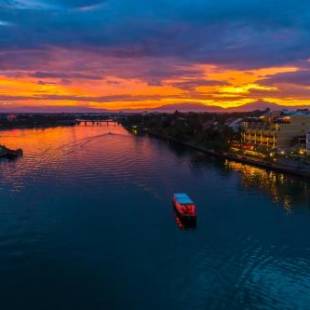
119, 112, 310, 179
0, 114, 79, 130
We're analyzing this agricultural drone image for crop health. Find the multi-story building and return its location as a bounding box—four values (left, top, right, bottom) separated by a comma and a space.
306, 131, 310, 154
242, 112, 310, 151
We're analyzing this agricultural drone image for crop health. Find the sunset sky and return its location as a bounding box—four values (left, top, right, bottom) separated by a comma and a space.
0, 0, 310, 111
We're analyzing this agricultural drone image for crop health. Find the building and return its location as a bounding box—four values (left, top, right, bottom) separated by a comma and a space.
226, 118, 243, 133
306, 131, 310, 154
242, 111, 310, 152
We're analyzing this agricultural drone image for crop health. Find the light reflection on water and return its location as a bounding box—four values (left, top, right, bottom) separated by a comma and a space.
0, 123, 309, 310
224, 160, 310, 211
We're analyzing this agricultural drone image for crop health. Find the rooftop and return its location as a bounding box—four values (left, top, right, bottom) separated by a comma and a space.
174, 193, 194, 204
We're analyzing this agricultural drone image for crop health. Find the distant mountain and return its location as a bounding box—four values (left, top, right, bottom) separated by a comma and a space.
227, 101, 300, 112
0, 101, 308, 113
148, 103, 225, 113
141, 101, 309, 113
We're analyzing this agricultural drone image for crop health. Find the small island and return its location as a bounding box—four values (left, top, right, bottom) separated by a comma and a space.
0, 145, 23, 160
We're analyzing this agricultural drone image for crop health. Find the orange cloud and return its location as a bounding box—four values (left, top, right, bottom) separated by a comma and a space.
0, 60, 308, 111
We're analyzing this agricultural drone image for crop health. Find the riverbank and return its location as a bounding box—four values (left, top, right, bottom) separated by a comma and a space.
0, 120, 78, 131
139, 130, 310, 180
119, 110, 310, 179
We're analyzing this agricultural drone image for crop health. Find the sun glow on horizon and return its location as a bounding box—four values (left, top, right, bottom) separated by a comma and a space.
0, 59, 308, 111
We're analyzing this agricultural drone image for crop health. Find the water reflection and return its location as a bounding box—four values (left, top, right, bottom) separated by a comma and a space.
0, 124, 309, 310
0, 124, 309, 212
225, 160, 310, 210
0, 124, 130, 187
175, 212, 197, 230
160, 140, 310, 210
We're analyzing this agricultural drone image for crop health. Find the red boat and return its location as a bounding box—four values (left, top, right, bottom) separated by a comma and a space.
173, 193, 197, 219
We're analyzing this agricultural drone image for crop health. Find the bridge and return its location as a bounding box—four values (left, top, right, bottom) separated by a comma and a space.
76, 119, 117, 126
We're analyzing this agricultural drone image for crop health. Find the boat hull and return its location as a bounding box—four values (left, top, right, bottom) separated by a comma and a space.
175, 213, 197, 229
172, 199, 197, 220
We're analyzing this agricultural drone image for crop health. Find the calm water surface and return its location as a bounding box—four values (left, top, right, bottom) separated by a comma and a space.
0, 123, 309, 310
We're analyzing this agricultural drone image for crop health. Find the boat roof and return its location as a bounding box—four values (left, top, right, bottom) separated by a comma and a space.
174, 193, 193, 204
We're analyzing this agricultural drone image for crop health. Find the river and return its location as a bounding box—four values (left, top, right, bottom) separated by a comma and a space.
0, 123, 309, 310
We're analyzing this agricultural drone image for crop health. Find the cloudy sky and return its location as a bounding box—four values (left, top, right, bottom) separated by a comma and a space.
0, 0, 310, 111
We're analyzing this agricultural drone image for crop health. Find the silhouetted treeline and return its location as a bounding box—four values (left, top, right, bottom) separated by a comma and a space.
121, 111, 260, 151
0, 113, 111, 130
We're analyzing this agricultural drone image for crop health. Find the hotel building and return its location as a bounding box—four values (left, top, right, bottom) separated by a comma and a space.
241, 112, 310, 151
306, 132, 310, 154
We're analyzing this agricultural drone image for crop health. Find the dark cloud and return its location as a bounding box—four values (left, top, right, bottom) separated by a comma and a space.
0, 0, 310, 85
37, 80, 57, 85
0, 49, 52, 70
262, 69, 310, 86
31, 71, 103, 80
0, 0, 105, 9
171, 79, 229, 91
0, 93, 179, 103
53, 0, 105, 8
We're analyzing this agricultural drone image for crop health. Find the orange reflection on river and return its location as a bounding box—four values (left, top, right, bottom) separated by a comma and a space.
225, 160, 310, 211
